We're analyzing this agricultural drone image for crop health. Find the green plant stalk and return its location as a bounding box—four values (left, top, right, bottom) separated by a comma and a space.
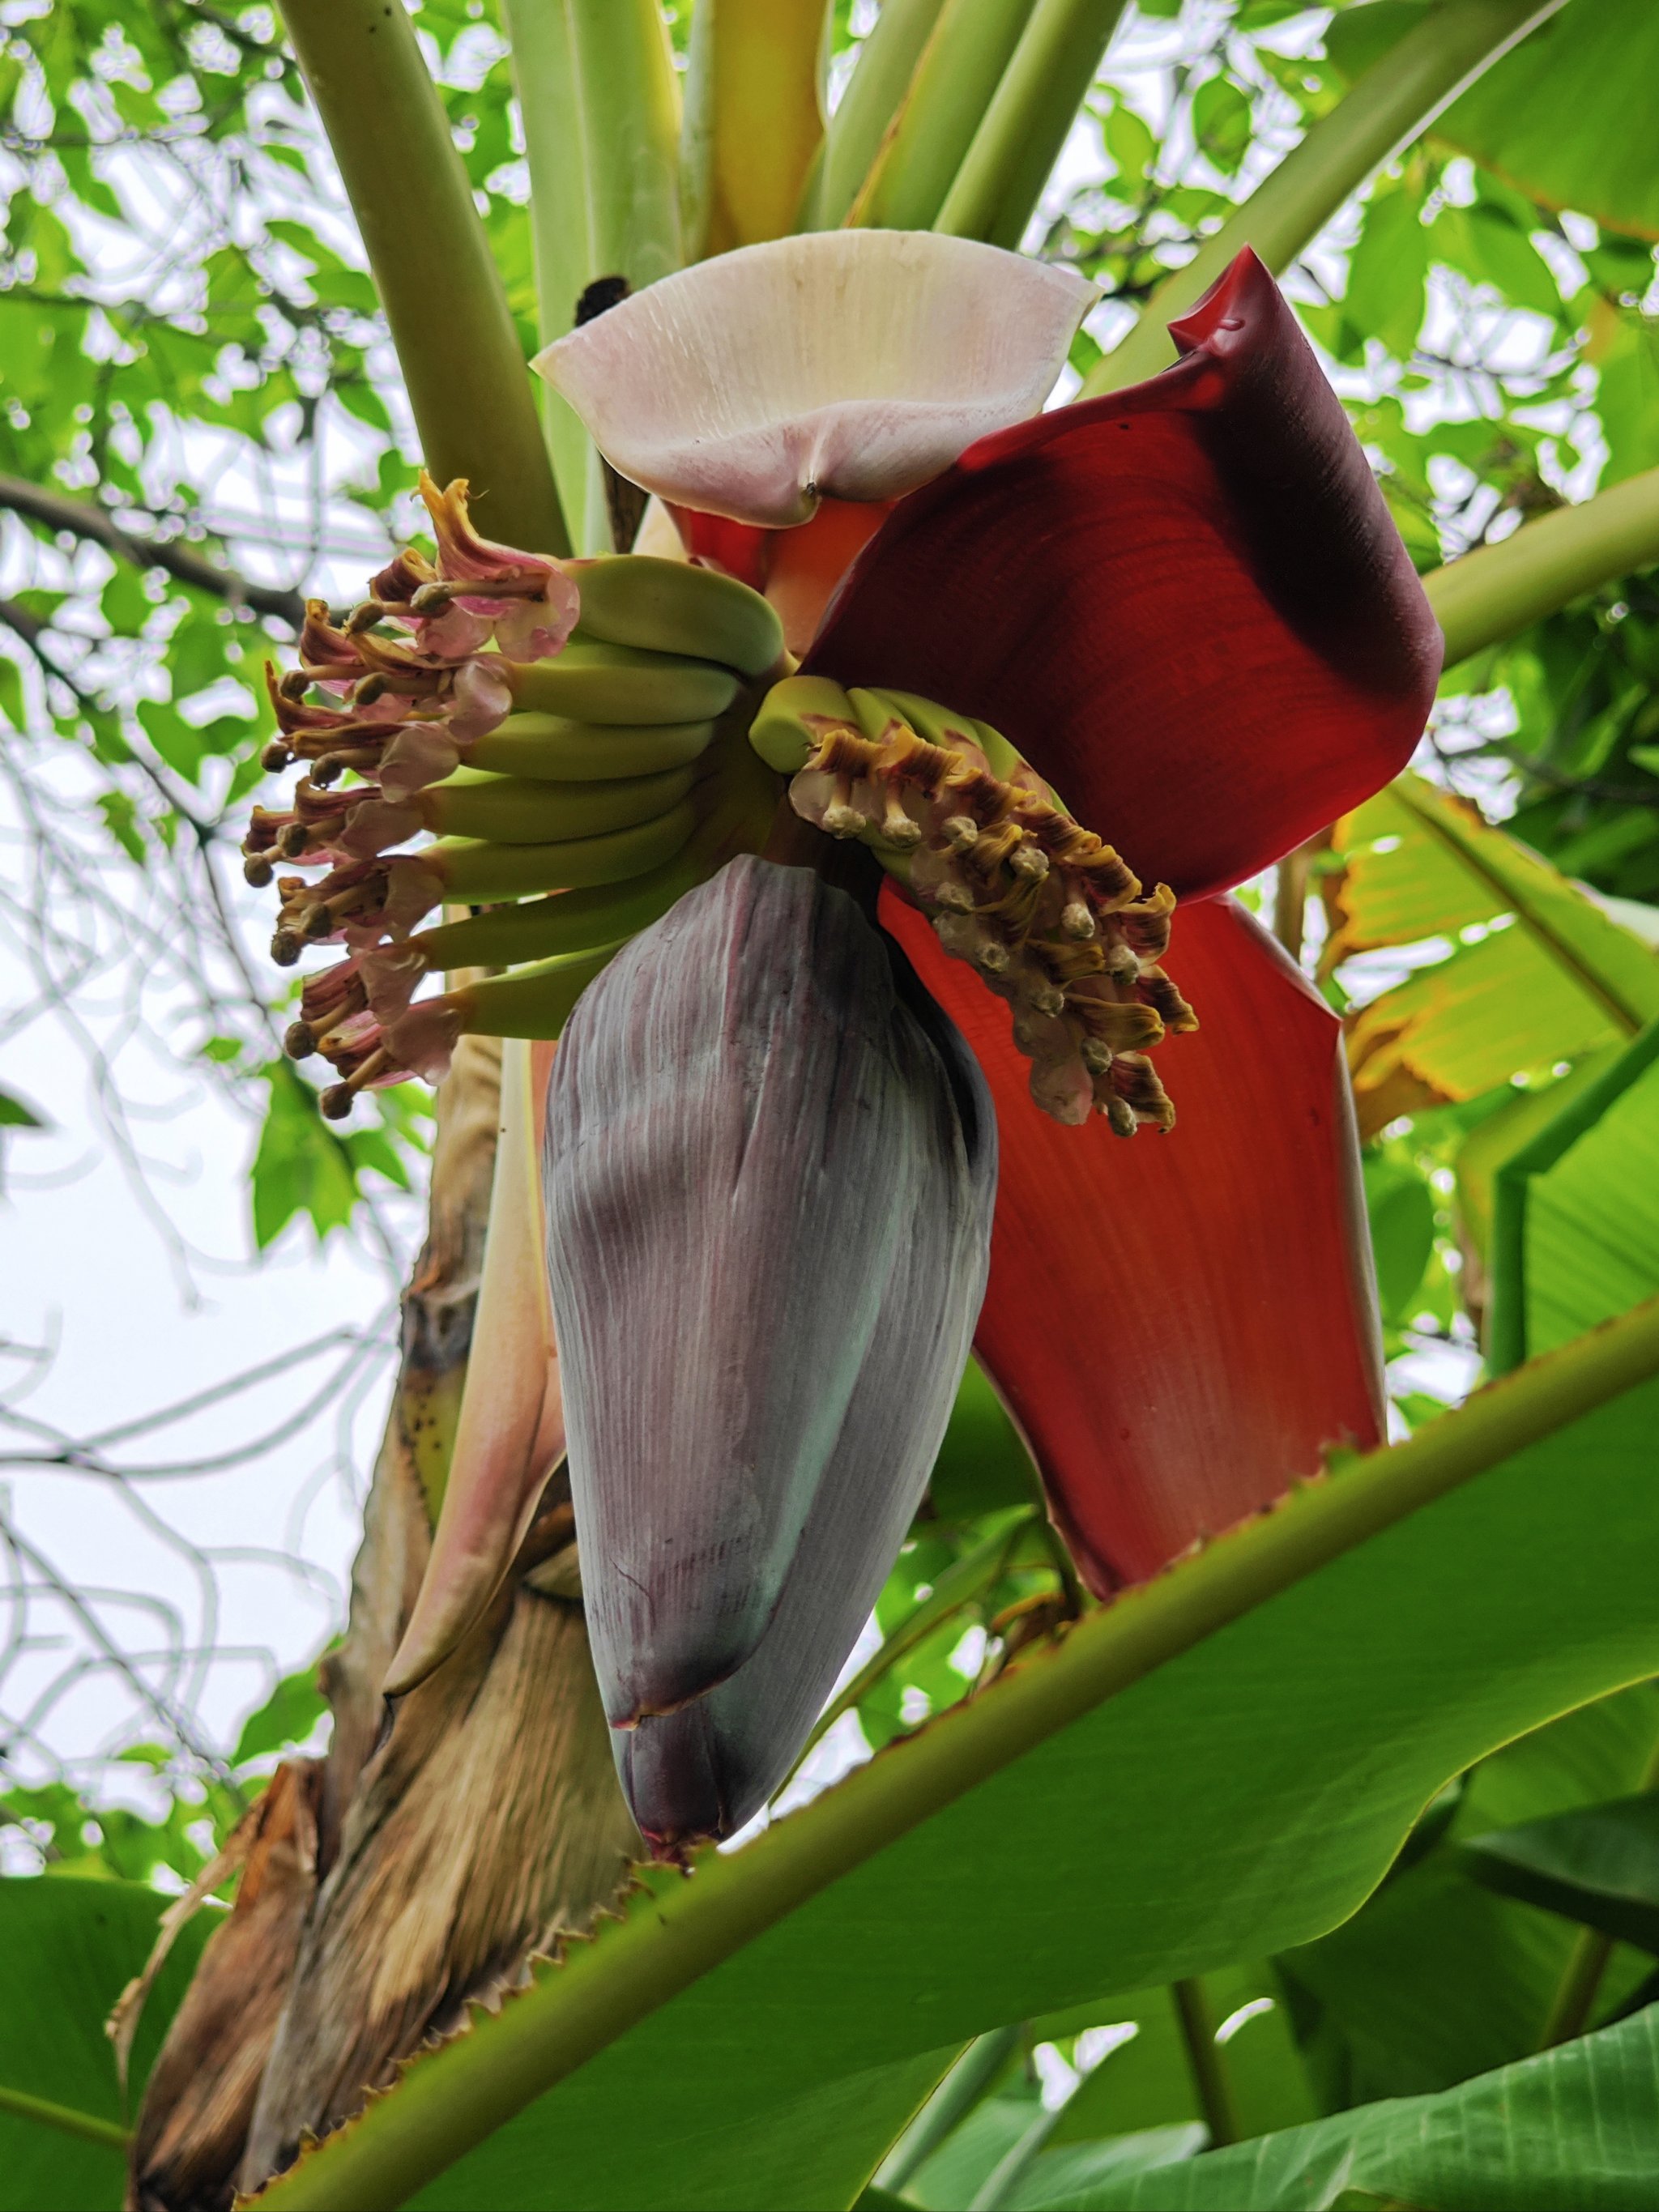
807, 0, 949, 229
1537, 1733, 1659, 2051
1429, 465, 1659, 670
257, 1294, 1659, 2212
800, 1510, 1037, 1760
966, 2098, 1064, 2210
1489, 1018, 1659, 1375
1083, 0, 1565, 398
278, 0, 567, 556
501, 0, 680, 552
1170, 1979, 1239, 2149
680, 0, 827, 255
872, 2026, 1022, 2193
0, 2083, 130, 2154
934, 0, 1129, 249
847, 0, 1038, 232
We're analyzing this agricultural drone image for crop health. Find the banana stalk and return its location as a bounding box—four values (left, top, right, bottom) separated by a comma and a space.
846, 0, 1038, 230
501, 0, 681, 552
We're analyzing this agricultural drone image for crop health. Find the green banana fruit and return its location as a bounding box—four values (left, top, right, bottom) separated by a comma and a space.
433, 798, 697, 901
412, 855, 703, 971
469, 712, 717, 784
507, 638, 740, 725
420, 765, 695, 845
748, 674, 855, 773
570, 556, 783, 677
450, 940, 628, 1041
864, 688, 1029, 786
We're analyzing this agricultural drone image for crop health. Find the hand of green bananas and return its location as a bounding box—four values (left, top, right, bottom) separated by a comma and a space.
247, 480, 786, 1117
249, 475, 1188, 1130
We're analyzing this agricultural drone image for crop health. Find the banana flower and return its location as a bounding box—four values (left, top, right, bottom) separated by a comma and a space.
254, 232, 1439, 1851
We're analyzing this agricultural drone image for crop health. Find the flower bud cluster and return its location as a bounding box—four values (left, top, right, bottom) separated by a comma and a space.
789, 710, 1196, 1132
246, 475, 578, 1115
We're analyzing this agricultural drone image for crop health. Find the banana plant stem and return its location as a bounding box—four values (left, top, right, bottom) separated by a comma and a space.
1272, 830, 1330, 961
1428, 466, 1659, 669
934, 0, 1130, 249
872, 2024, 1022, 2192
1537, 1929, 1617, 2052
808, 0, 949, 230
257, 1295, 1659, 2212
1171, 1979, 1239, 2148
0, 2083, 130, 2153
1537, 1729, 1659, 2048
847, 0, 1038, 232
279, 0, 568, 555
1084, 0, 1566, 397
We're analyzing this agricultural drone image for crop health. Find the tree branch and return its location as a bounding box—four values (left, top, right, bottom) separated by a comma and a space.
0, 473, 307, 631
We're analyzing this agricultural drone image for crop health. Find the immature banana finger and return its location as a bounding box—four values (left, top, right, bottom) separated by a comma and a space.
423, 765, 696, 846
748, 675, 856, 773
508, 638, 739, 724
569, 555, 783, 677
436, 799, 697, 901
470, 713, 717, 782
407, 855, 703, 974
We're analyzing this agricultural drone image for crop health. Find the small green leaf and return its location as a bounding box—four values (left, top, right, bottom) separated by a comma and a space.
233, 1662, 328, 1766
250, 1061, 361, 1248
0, 1086, 45, 1130
96, 791, 145, 863
1362, 1156, 1436, 1323
1190, 78, 1252, 178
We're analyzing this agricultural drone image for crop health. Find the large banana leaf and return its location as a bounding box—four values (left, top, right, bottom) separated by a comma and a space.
1490, 1016, 1659, 1367
0, 1876, 211, 2212
1046, 2001, 1659, 2210
1464, 1793, 1659, 1955
1276, 1682, 1659, 2110
1331, 0, 1659, 244
249, 1303, 1659, 2210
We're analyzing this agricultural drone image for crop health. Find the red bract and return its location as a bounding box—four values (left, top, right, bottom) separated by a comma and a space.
792, 249, 1434, 1592
808, 249, 1443, 901
885, 889, 1384, 1595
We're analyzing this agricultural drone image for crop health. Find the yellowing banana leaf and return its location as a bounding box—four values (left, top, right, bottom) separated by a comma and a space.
1044, 2002, 1659, 2210
1490, 1016, 1659, 1370
1328, 775, 1659, 1139
0, 1877, 211, 2212
254, 1303, 1659, 2212
680, 0, 826, 257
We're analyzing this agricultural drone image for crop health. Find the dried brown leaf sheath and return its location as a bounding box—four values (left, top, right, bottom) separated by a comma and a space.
546, 855, 996, 1848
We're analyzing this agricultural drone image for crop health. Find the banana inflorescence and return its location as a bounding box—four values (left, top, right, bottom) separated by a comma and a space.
246, 474, 783, 1118
750, 677, 1196, 1131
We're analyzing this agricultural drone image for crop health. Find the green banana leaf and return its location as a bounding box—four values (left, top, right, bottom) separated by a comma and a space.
1331, 0, 1659, 245
1490, 1016, 1659, 1369
1038, 2001, 1659, 2210
1275, 1686, 1659, 2109
1329, 775, 1659, 1136
252, 1304, 1659, 2211
1462, 1794, 1659, 1955
0, 1875, 212, 2212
